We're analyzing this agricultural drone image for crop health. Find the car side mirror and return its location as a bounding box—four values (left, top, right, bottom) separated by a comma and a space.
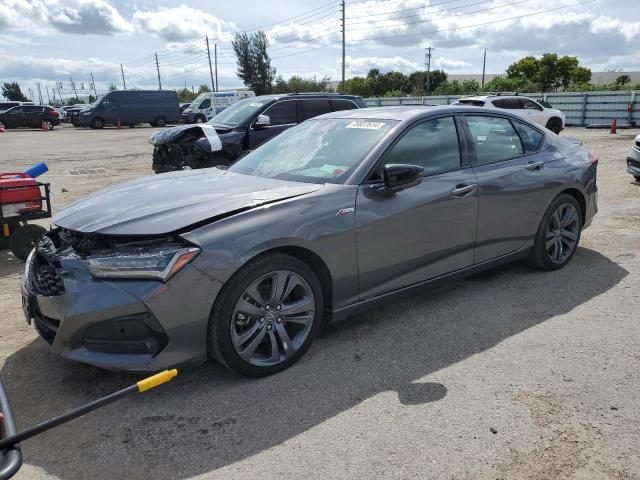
383, 164, 424, 191
254, 114, 271, 128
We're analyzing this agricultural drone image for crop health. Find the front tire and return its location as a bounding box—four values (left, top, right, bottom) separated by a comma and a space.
9, 224, 47, 261
90, 117, 104, 129
546, 118, 562, 135
152, 116, 167, 127
527, 194, 582, 270
208, 253, 323, 377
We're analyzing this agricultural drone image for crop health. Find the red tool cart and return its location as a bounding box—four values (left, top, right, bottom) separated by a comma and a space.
0, 173, 51, 260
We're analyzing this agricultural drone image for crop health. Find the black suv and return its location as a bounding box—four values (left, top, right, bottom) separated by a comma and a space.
0, 105, 60, 129
151, 93, 366, 173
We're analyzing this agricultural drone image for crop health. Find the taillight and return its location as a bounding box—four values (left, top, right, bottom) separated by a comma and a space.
589, 152, 598, 167
51, 110, 59, 117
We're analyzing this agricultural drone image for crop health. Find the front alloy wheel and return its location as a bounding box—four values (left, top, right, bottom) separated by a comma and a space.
231, 270, 315, 367
209, 253, 323, 377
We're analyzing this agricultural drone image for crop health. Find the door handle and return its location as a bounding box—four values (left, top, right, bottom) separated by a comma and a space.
526, 161, 544, 171
450, 183, 477, 197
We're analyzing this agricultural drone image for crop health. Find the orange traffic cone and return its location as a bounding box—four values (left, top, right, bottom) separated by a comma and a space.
0, 123, 6, 133
117, 116, 122, 129
610, 118, 617, 134
40, 120, 49, 132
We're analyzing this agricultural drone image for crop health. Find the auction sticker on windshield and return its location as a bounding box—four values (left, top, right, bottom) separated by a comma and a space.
346, 121, 386, 130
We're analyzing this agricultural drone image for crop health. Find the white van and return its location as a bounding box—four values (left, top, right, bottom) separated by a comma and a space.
181, 90, 255, 124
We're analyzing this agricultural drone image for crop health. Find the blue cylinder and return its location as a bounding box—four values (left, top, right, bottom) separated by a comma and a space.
24, 162, 48, 178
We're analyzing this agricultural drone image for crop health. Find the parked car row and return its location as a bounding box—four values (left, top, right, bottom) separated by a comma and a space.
0, 105, 60, 129
151, 92, 367, 172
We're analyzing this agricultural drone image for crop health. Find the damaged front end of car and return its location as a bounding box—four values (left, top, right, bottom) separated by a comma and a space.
150, 124, 245, 174
22, 227, 220, 371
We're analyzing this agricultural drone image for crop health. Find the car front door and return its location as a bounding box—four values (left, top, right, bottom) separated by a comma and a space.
355, 116, 479, 300
520, 98, 546, 127
247, 100, 297, 149
462, 114, 555, 263
23, 106, 43, 128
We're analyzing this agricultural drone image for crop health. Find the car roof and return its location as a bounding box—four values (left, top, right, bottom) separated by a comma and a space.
253, 93, 362, 102
313, 104, 536, 124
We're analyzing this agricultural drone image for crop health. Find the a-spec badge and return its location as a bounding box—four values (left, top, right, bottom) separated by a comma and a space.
336, 207, 355, 216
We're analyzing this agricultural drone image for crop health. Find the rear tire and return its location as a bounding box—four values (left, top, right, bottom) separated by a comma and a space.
9, 224, 47, 261
194, 115, 205, 124
208, 253, 323, 377
526, 194, 582, 271
153, 116, 167, 127
634, 175, 640, 183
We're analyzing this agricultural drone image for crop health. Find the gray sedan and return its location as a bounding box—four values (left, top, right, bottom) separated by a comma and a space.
22, 106, 598, 377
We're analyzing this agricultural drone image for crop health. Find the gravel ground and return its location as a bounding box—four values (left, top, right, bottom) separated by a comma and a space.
0, 124, 639, 480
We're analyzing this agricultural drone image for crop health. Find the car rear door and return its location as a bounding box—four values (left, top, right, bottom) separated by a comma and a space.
355, 115, 478, 300
462, 114, 554, 263
520, 98, 547, 127
299, 98, 331, 121
247, 100, 297, 149
2, 107, 24, 127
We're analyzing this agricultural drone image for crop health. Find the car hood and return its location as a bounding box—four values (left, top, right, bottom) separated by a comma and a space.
53, 168, 322, 236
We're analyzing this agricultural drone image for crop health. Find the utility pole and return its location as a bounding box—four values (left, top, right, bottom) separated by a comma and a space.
28, 88, 33, 102
341, 0, 346, 93
37, 82, 43, 104
155, 53, 162, 90
215, 43, 218, 92
69, 77, 78, 99
90, 72, 98, 98
120, 64, 127, 90
45, 84, 51, 104
56, 83, 63, 104
481, 48, 487, 88
425, 46, 433, 94
206, 36, 215, 92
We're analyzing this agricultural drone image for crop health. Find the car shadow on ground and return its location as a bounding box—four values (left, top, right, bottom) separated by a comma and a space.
0, 248, 627, 479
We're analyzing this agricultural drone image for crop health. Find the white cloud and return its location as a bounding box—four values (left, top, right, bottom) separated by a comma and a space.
132, 5, 232, 42
344, 55, 422, 76
434, 57, 471, 70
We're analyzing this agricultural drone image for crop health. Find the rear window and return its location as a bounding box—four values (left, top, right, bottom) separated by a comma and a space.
331, 99, 358, 111
456, 99, 485, 107
299, 99, 331, 121
513, 121, 544, 153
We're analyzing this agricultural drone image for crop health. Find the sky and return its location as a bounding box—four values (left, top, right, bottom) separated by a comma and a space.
1, 0, 639, 101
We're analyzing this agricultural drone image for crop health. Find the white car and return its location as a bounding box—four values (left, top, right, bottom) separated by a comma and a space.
453, 94, 565, 134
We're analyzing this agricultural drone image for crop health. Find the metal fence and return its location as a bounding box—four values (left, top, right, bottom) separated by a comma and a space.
364, 91, 640, 127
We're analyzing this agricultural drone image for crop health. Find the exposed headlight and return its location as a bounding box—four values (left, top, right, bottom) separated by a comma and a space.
84, 246, 200, 281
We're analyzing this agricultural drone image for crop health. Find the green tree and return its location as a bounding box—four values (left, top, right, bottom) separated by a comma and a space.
615, 74, 631, 86
506, 56, 539, 81
197, 84, 211, 94
177, 88, 197, 103
1, 82, 28, 101
232, 30, 276, 95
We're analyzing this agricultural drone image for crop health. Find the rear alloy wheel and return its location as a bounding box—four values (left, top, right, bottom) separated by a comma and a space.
209, 253, 323, 377
43, 120, 54, 130
527, 194, 582, 270
153, 116, 167, 127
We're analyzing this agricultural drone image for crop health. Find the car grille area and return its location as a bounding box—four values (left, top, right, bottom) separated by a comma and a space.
26, 243, 65, 296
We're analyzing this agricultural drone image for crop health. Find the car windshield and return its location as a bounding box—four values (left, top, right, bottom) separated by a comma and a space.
228, 118, 397, 184
538, 99, 553, 109
208, 97, 269, 127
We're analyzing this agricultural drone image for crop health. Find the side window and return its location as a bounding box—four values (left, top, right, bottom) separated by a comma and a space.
465, 116, 524, 165
23, 106, 41, 113
521, 99, 541, 110
8, 107, 23, 114
383, 117, 461, 176
263, 101, 297, 126
492, 98, 520, 109
513, 121, 544, 153
299, 99, 331, 121
199, 99, 211, 109
330, 99, 357, 111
